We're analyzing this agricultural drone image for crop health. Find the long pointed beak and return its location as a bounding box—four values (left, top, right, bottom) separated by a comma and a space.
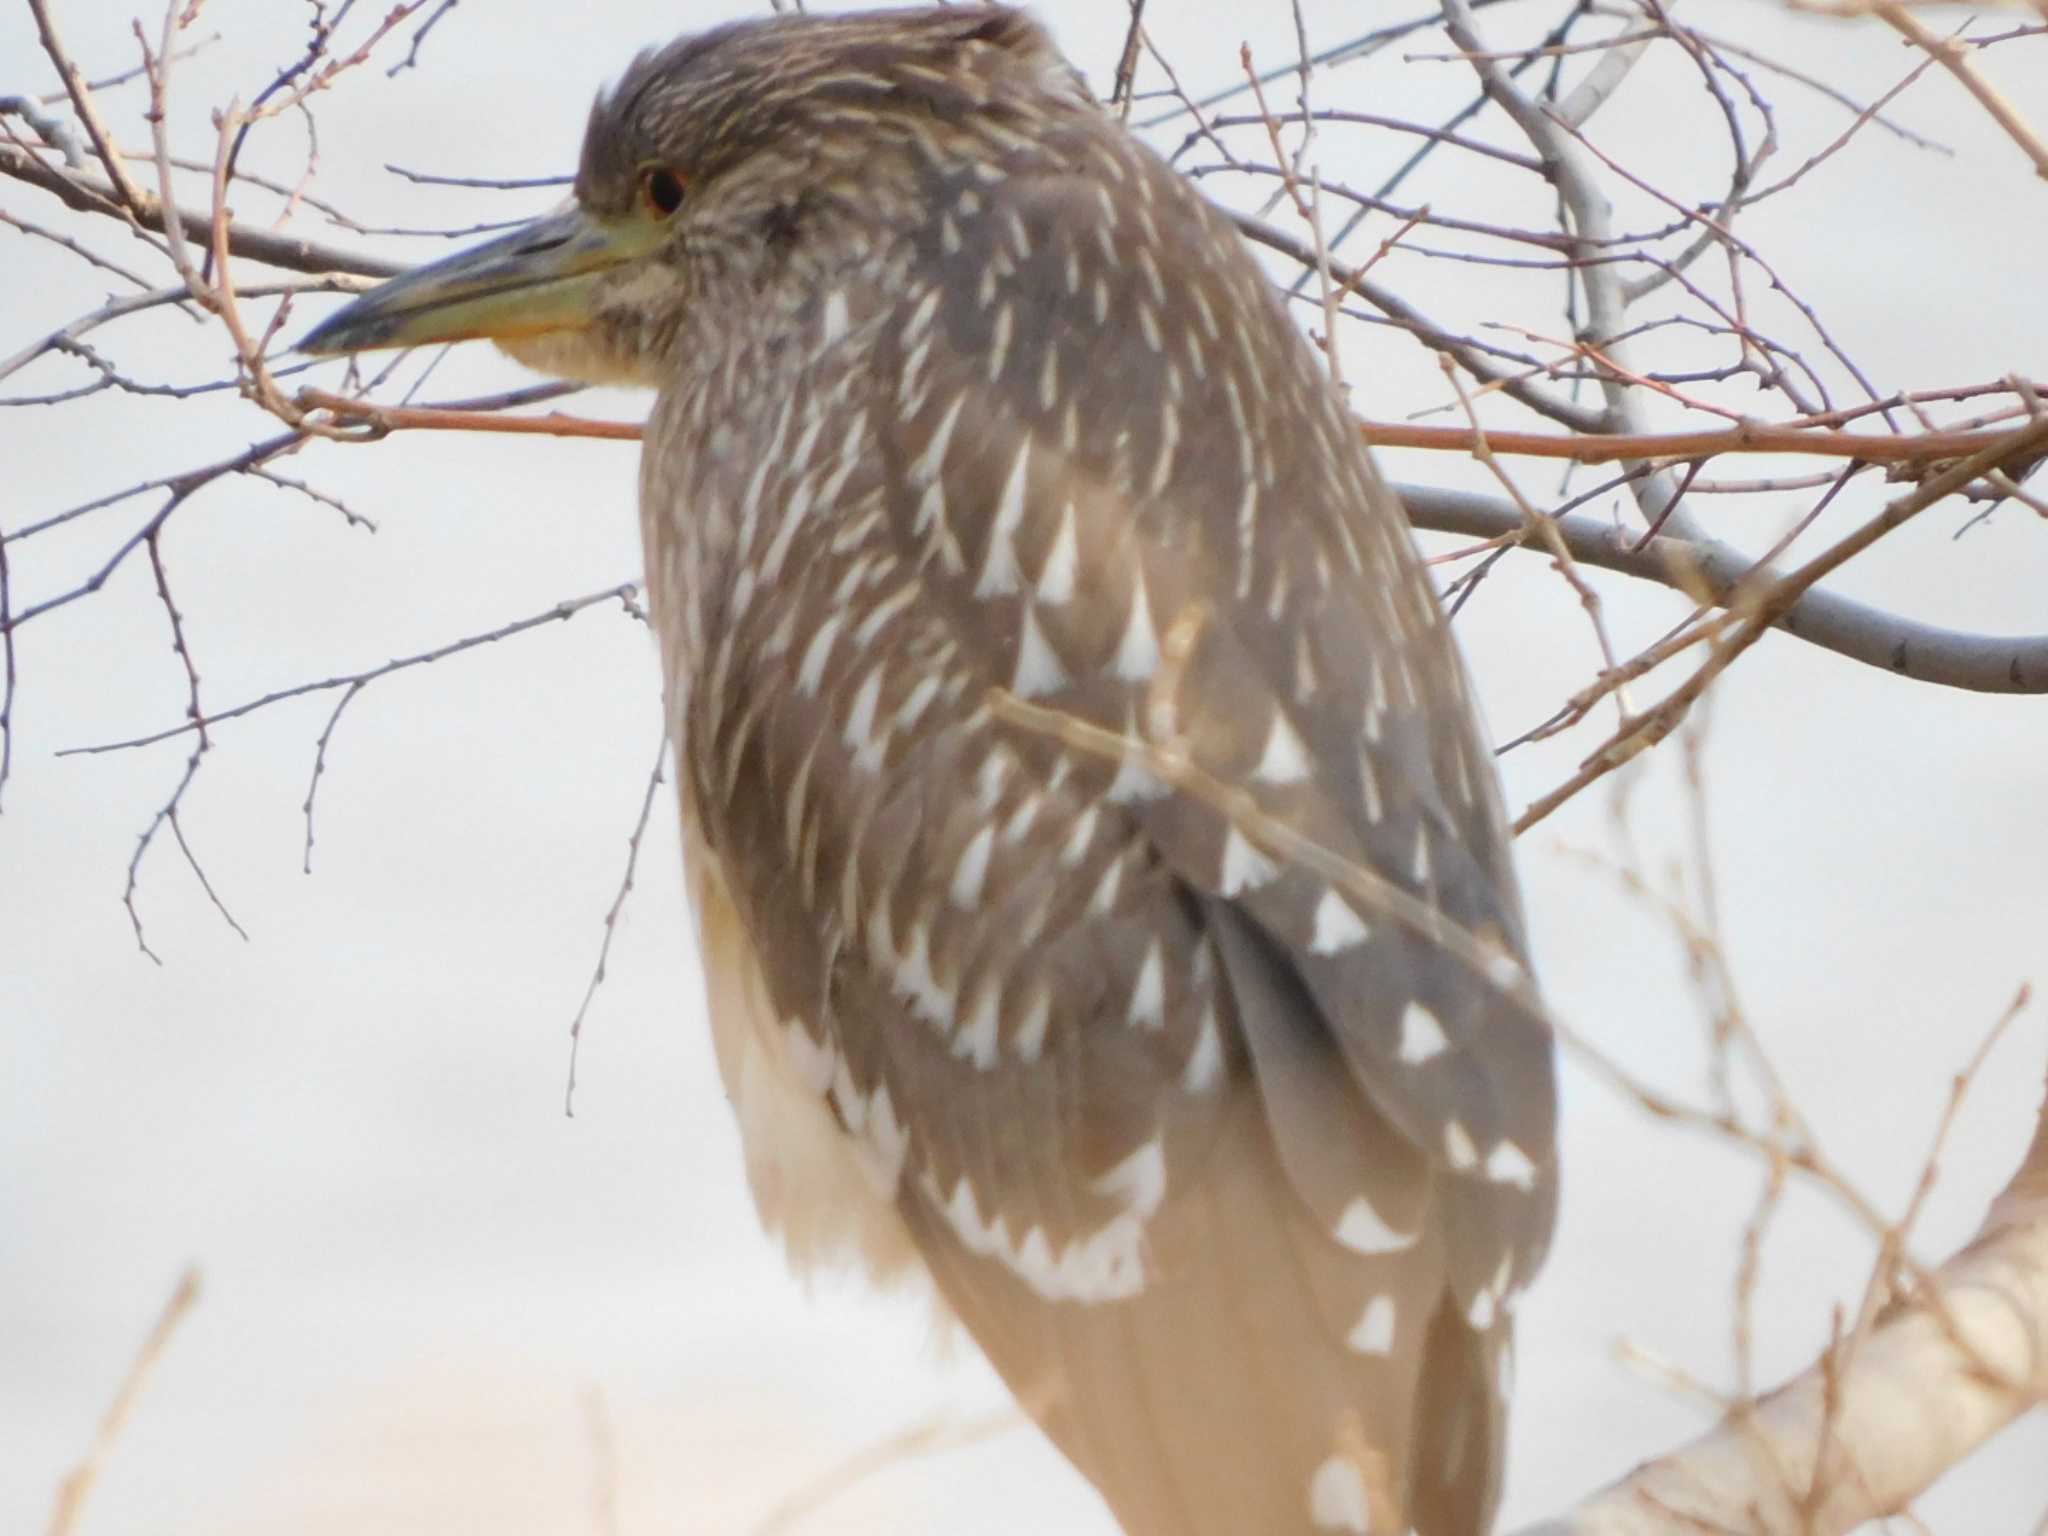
299, 205, 661, 355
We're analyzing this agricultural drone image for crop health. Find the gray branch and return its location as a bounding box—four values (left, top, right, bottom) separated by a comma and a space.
1399, 482, 2048, 693
0, 142, 399, 279
1438, 0, 1707, 543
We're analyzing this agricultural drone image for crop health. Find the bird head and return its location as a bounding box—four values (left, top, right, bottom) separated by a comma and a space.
298, 6, 1088, 385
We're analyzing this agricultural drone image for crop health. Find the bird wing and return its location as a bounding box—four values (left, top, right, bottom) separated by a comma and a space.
667, 136, 1555, 1536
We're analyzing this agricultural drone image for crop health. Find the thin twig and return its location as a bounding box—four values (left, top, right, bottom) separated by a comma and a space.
64, 584, 644, 758
565, 729, 669, 1117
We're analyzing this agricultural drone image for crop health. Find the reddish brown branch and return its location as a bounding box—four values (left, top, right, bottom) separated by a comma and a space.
1512, 412, 2048, 832
298, 387, 642, 440
1364, 416, 2038, 465
26, 0, 148, 214
300, 385, 2046, 468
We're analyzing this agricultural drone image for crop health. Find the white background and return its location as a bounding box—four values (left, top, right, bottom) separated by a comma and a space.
4, 2, 2046, 1531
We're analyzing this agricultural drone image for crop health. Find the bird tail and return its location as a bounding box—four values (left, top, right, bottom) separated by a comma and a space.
1409, 1297, 1511, 1536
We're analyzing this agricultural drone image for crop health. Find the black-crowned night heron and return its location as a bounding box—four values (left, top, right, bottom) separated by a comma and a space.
303, 9, 1558, 1533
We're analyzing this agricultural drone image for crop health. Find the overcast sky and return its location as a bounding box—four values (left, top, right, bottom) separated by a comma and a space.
5, 2, 2046, 1532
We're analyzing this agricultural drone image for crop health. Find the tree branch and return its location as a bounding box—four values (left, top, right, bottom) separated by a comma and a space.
1519, 1059, 2048, 1536
1369, 416, 2041, 465
286, 386, 2048, 697
1402, 482, 2048, 694
1438, 0, 1711, 543
1231, 209, 1610, 434
26, 0, 149, 214
1874, 2, 2048, 181
0, 142, 398, 278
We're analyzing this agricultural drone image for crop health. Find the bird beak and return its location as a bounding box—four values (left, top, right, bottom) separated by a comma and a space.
299, 204, 661, 355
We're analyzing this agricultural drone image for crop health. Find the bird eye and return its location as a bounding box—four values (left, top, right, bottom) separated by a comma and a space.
641, 166, 687, 218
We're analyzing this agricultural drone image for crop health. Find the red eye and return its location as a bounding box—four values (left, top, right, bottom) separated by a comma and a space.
641, 166, 687, 217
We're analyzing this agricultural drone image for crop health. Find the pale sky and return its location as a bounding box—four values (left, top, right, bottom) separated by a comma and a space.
4, 2, 2046, 1533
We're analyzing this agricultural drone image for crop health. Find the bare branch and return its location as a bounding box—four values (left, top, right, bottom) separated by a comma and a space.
1520, 1044, 2048, 1536
44, 1269, 202, 1536
1875, 2, 2048, 179
1438, 0, 1709, 542
1404, 480, 2048, 694
0, 142, 399, 278
299, 386, 641, 441
564, 729, 669, 1118
1367, 413, 2048, 465
1232, 210, 1609, 433
62, 583, 644, 759
26, 0, 148, 214
1512, 412, 2048, 829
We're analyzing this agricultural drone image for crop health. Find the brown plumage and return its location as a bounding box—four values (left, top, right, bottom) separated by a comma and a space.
303, 9, 1559, 1533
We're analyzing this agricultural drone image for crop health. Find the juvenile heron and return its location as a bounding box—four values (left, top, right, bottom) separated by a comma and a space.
303, 9, 1558, 1533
